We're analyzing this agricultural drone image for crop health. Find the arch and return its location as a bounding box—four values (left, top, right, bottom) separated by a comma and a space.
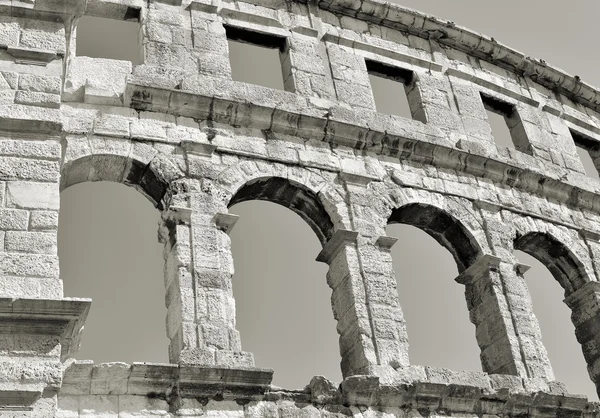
217, 160, 349, 244
228, 177, 334, 245
388, 202, 482, 272
61, 137, 184, 210
514, 231, 590, 297
508, 213, 594, 297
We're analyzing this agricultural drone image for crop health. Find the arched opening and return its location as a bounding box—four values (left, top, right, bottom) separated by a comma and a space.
387, 203, 482, 371
228, 177, 341, 388
58, 181, 169, 363
60, 153, 169, 210
229, 177, 334, 245
515, 233, 597, 400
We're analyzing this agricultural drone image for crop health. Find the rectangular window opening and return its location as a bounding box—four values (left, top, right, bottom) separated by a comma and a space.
366, 60, 413, 119
480, 93, 530, 153
571, 129, 600, 181
225, 26, 288, 91
76, 14, 142, 65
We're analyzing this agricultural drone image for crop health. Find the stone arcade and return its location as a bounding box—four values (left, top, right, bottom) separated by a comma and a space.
2, 0, 600, 416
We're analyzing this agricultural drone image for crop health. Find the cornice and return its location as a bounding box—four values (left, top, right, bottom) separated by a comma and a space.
316, 0, 600, 113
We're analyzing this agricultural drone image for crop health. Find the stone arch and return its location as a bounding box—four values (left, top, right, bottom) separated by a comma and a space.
383, 189, 487, 272
59, 136, 185, 363
512, 220, 592, 297
61, 136, 184, 210
228, 177, 333, 244
216, 160, 350, 243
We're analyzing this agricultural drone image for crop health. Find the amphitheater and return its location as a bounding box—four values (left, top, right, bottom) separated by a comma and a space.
3, 0, 600, 415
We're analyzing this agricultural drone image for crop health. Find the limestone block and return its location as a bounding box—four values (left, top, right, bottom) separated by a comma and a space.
0, 18, 20, 47
118, 395, 170, 416
0, 253, 59, 278
0, 209, 29, 230
0, 157, 59, 181
79, 394, 119, 417
64, 57, 132, 105
6, 181, 59, 210
18, 74, 61, 94
0, 139, 60, 160
5, 231, 57, 254
14, 91, 61, 109
90, 363, 131, 395
29, 210, 59, 230
19, 21, 66, 53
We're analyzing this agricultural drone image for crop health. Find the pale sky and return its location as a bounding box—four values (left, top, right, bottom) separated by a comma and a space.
63, 1, 600, 399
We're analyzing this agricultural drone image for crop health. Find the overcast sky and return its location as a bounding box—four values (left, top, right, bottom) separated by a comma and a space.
62, 1, 600, 399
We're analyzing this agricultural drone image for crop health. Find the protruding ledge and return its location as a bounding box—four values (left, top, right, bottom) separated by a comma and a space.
0, 390, 40, 411
316, 229, 359, 264
376, 236, 398, 251
515, 262, 531, 276
6, 46, 57, 65
213, 213, 239, 234
181, 140, 217, 157
339, 171, 381, 187
0, 298, 90, 361
291, 26, 318, 38
455, 254, 502, 285
62, 361, 273, 400
322, 32, 443, 73
163, 206, 193, 224
579, 228, 600, 242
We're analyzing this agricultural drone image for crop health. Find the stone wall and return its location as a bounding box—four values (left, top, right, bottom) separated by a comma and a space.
2, 0, 600, 415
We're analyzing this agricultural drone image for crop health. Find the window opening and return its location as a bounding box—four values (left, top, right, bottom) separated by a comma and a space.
76, 15, 142, 64
481, 93, 530, 153
226, 26, 288, 91
570, 129, 600, 181
516, 249, 598, 401
366, 60, 414, 119
59, 182, 168, 363
229, 200, 341, 388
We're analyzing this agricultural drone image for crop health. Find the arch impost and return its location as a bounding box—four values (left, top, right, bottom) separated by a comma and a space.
316, 229, 359, 264
579, 228, 600, 242
564, 281, 600, 309
375, 236, 398, 251
213, 213, 239, 234
515, 262, 531, 276
455, 254, 502, 285
181, 141, 217, 158
163, 206, 193, 224
339, 171, 382, 187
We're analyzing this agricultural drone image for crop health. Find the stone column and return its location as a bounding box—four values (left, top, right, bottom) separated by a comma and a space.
160, 184, 255, 368
358, 235, 410, 372
565, 281, 600, 398
317, 229, 379, 377
501, 260, 555, 380
455, 255, 528, 376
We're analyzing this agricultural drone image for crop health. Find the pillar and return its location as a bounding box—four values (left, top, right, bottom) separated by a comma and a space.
160, 184, 255, 368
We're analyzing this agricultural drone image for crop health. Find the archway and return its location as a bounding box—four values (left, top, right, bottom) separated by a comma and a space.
228, 177, 341, 387
387, 203, 482, 371
58, 145, 182, 363
515, 232, 597, 399
59, 181, 168, 363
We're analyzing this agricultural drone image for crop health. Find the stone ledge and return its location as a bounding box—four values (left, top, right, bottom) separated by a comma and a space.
62, 361, 274, 401
0, 298, 90, 361
124, 79, 600, 218
59, 365, 594, 415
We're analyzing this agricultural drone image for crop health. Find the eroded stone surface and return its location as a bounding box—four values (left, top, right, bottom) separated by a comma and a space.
2, 0, 600, 415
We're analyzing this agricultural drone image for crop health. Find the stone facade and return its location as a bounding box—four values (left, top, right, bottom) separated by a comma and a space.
1, 0, 600, 415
